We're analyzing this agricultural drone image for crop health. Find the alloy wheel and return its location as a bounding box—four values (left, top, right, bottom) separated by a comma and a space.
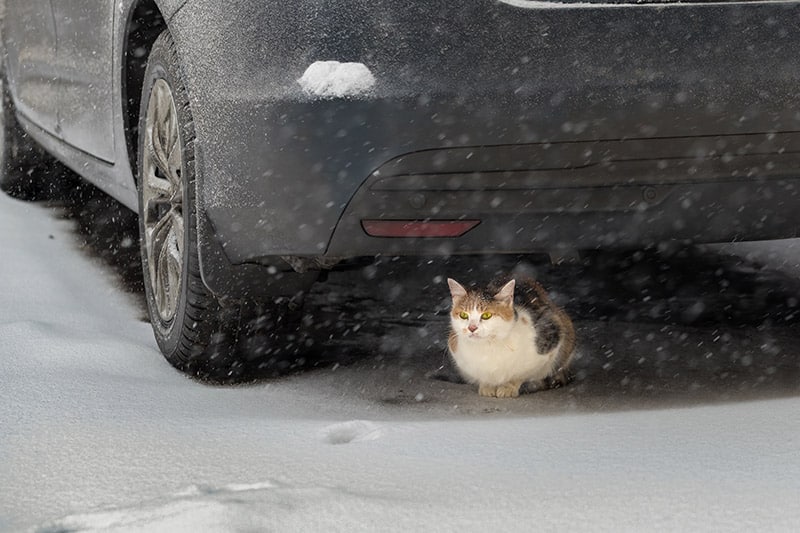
141, 78, 184, 322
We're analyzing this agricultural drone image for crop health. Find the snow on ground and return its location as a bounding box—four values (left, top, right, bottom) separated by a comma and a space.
1, 190, 799, 532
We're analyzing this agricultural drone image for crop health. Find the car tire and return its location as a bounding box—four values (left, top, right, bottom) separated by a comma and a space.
138, 30, 306, 381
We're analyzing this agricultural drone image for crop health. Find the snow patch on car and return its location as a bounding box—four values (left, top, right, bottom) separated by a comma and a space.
298, 61, 376, 98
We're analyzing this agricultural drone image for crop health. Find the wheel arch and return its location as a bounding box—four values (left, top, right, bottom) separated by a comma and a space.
121, 0, 167, 186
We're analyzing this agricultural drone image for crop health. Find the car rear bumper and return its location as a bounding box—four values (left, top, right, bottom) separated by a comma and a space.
327, 133, 800, 256
170, 0, 800, 295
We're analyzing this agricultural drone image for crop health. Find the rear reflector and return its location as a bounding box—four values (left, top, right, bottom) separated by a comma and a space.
361, 219, 480, 238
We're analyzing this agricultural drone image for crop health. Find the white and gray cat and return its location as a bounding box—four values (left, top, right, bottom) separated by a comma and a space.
446, 277, 576, 398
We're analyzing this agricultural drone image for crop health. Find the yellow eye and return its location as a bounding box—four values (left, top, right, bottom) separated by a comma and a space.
459, 311, 469, 320
481, 312, 493, 320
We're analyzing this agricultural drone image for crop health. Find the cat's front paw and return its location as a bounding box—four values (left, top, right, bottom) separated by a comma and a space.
478, 382, 521, 398
495, 382, 521, 398
478, 384, 499, 397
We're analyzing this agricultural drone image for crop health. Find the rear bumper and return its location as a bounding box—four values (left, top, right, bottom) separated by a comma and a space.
327, 133, 800, 256
169, 0, 800, 295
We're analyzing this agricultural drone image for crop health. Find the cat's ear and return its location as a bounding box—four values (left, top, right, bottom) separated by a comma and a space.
494, 279, 516, 306
447, 278, 468, 300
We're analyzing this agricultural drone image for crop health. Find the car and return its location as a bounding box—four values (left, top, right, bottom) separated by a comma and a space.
1, 0, 798, 379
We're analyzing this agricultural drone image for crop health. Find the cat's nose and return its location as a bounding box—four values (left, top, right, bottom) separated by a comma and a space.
468, 324, 478, 332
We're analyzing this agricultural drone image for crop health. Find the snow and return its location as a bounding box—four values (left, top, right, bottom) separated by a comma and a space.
1, 190, 799, 532
498, 0, 797, 9
499, 0, 621, 9
298, 61, 376, 99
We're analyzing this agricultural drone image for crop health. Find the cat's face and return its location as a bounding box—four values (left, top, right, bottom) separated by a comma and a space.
447, 278, 516, 342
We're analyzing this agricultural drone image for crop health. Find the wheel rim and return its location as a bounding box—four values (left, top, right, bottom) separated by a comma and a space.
142, 79, 184, 322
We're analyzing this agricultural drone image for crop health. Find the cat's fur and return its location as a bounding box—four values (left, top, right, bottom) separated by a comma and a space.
446, 277, 576, 398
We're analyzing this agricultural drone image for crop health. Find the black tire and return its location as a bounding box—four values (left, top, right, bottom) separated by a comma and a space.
137, 31, 307, 381
138, 30, 234, 379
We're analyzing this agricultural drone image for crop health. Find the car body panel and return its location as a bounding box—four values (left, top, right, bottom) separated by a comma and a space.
51, 1, 117, 163
327, 133, 800, 256
2, 0, 60, 136
2, 0, 188, 208
168, 2, 800, 266
3, 0, 800, 298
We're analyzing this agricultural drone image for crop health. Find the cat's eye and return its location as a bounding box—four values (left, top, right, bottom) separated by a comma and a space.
481, 312, 493, 320
458, 311, 469, 320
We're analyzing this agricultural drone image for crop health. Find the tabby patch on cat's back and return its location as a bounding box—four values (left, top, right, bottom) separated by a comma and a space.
446, 277, 576, 398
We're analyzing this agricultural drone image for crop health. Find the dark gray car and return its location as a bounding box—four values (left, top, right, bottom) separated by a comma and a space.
2, 0, 798, 378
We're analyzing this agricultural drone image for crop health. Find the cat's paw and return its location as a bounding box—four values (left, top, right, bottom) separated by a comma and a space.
478, 384, 499, 397
495, 382, 521, 398
478, 382, 521, 398
545, 369, 574, 389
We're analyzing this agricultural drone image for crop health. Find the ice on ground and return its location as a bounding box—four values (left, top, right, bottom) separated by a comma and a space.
298, 61, 376, 98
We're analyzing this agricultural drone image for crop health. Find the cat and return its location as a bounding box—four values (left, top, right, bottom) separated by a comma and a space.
446, 277, 576, 398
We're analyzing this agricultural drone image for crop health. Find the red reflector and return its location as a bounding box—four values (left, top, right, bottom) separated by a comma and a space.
362, 220, 480, 238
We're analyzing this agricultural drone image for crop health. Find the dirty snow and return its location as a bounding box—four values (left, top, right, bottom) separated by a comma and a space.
298, 61, 376, 99
0, 190, 799, 532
